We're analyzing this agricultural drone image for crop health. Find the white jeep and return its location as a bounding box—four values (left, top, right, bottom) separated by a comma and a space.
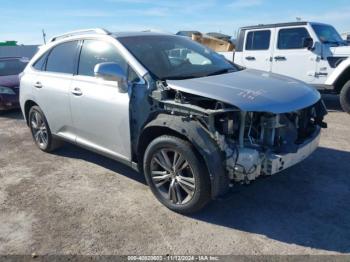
233, 22, 350, 113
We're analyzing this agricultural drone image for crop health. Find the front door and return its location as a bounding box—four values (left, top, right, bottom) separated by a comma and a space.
271, 27, 317, 83
70, 39, 132, 160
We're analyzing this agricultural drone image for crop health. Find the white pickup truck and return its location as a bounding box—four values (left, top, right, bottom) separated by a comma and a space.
231, 22, 350, 113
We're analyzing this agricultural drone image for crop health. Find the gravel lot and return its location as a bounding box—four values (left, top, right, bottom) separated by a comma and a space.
0, 95, 349, 255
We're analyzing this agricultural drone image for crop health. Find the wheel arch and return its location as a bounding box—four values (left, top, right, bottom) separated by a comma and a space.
137, 125, 189, 165
137, 114, 230, 199
24, 100, 39, 125
326, 59, 350, 93
333, 67, 350, 93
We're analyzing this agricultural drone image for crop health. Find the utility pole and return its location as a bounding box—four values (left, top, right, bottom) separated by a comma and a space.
42, 29, 46, 44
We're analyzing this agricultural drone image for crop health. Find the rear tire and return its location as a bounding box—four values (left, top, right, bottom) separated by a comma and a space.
340, 80, 350, 114
28, 106, 62, 152
143, 135, 211, 214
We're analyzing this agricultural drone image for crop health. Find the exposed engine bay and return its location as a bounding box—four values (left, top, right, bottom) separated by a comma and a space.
151, 80, 328, 184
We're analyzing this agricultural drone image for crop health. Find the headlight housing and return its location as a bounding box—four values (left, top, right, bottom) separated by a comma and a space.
0, 86, 16, 95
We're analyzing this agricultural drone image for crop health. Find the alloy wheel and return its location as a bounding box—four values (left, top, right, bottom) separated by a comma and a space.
150, 149, 196, 205
30, 111, 48, 149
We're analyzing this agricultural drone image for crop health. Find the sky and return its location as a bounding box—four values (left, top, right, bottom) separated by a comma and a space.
1, 0, 350, 44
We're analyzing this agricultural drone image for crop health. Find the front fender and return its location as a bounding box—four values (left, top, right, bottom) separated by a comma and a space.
325, 57, 350, 86
142, 114, 230, 199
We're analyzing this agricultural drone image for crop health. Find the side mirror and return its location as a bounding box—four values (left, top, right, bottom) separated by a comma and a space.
303, 37, 314, 50
94, 62, 128, 91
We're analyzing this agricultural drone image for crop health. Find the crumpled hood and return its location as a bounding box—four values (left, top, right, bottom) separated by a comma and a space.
167, 69, 320, 113
330, 46, 350, 56
0, 75, 19, 88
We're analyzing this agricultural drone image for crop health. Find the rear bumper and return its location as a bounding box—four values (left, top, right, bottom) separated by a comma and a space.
263, 127, 321, 175
0, 93, 20, 110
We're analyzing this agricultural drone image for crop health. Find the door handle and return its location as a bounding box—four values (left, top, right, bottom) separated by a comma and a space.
72, 87, 83, 96
34, 82, 42, 88
274, 56, 286, 61
315, 72, 328, 77
245, 56, 256, 61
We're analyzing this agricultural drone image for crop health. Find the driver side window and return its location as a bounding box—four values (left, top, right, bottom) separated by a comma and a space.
277, 28, 310, 49
78, 40, 139, 82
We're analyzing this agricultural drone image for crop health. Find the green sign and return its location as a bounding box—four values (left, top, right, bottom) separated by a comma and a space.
0, 41, 18, 46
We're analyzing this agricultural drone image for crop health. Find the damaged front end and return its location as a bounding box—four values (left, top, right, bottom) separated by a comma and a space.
150, 81, 327, 186
215, 105, 327, 184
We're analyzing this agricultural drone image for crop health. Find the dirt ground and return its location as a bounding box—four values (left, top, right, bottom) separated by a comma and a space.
0, 95, 349, 255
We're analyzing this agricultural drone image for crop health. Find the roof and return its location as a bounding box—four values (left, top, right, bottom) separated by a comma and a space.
112, 31, 172, 38
49, 28, 173, 43
240, 22, 309, 30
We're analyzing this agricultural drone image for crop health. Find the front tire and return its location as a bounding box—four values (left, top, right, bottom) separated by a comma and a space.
28, 106, 62, 152
143, 135, 211, 214
340, 80, 350, 114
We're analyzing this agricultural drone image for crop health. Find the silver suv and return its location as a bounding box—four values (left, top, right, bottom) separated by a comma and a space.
20, 28, 327, 213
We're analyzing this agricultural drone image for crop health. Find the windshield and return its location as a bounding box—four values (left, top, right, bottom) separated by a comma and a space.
312, 24, 345, 45
0, 59, 28, 76
118, 35, 237, 80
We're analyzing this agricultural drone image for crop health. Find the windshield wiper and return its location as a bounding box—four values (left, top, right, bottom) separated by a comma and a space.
206, 68, 235, 76
323, 40, 343, 46
163, 75, 198, 80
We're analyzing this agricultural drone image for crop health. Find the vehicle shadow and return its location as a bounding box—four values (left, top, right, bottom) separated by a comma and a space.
54, 143, 146, 184
321, 94, 343, 112
54, 143, 350, 253
192, 146, 350, 253
0, 109, 24, 120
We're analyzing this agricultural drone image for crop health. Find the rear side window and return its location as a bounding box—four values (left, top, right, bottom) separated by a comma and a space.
78, 40, 128, 77
46, 41, 78, 74
278, 28, 310, 49
33, 54, 47, 71
245, 30, 271, 50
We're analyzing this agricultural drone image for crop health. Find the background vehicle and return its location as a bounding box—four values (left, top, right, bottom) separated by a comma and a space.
20, 29, 327, 213
0, 57, 28, 111
233, 22, 350, 114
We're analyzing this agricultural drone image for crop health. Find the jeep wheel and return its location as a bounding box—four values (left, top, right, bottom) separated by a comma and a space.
143, 135, 211, 214
29, 106, 62, 152
340, 80, 350, 114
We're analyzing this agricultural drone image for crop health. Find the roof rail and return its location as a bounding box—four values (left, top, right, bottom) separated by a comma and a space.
49, 28, 110, 42
0, 56, 29, 61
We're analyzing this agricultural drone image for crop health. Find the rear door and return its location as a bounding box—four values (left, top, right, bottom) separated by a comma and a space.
70, 39, 134, 160
271, 27, 317, 83
31, 41, 79, 140
240, 29, 275, 71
